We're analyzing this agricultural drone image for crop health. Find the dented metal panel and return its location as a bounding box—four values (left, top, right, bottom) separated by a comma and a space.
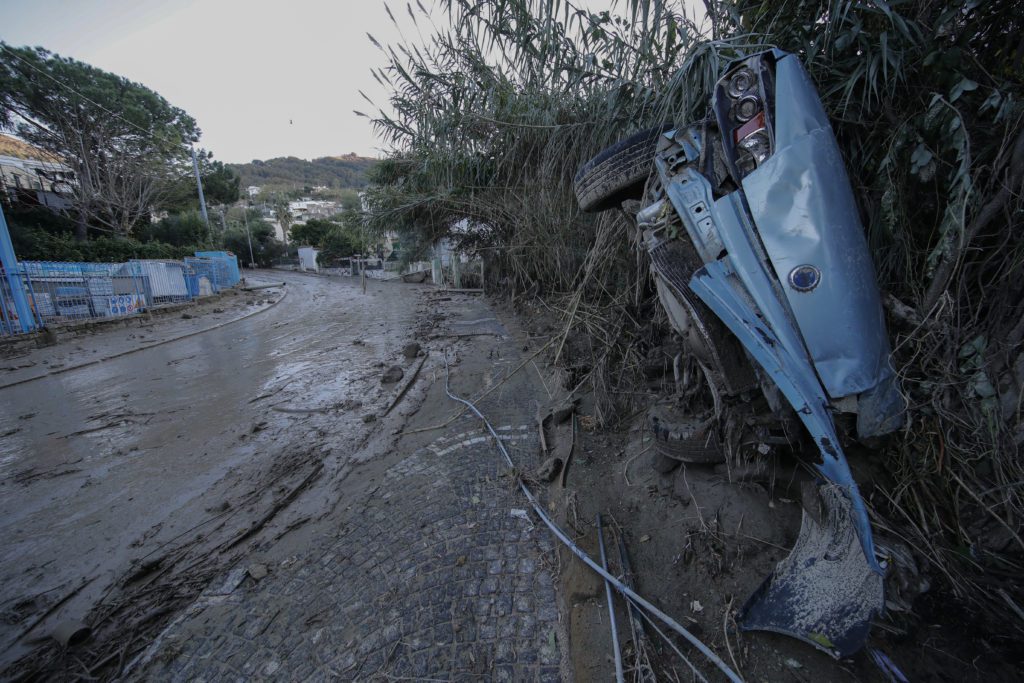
688, 259, 881, 574
740, 54, 893, 399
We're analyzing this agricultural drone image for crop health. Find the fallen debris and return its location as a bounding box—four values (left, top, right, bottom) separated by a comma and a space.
384, 352, 429, 416
534, 457, 563, 483
16, 577, 94, 645
510, 509, 531, 523
381, 365, 404, 384
247, 564, 268, 581
615, 530, 656, 683
402, 342, 421, 359
51, 620, 91, 648
597, 514, 625, 683
560, 412, 577, 488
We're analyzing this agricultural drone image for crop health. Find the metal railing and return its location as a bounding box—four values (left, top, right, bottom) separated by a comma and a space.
0, 252, 242, 337
16, 260, 150, 326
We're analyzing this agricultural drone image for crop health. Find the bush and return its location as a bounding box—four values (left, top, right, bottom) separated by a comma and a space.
9, 222, 200, 263
288, 217, 365, 264
221, 219, 286, 267
135, 210, 210, 246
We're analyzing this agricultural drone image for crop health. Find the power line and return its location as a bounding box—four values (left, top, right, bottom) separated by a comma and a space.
0, 43, 193, 153
2, 43, 218, 227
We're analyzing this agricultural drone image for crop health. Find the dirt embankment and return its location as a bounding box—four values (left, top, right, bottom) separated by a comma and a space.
494, 296, 1021, 683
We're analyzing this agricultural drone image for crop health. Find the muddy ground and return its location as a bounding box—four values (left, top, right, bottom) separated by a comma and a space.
0, 270, 1017, 681
0, 271, 433, 676
504, 295, 1021, 683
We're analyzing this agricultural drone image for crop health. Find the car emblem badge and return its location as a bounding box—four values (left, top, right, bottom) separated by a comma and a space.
789, 265, 821, 292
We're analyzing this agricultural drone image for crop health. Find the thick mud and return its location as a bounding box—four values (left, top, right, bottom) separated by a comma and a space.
0, 272, 429, 675
3, 272, 1015, 681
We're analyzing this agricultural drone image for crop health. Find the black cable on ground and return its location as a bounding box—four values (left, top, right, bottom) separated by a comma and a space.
442, 351, 743, 683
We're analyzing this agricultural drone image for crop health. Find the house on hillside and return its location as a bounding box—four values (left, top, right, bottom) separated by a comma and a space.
287, 198, 338, 224
0, 154, 76, 211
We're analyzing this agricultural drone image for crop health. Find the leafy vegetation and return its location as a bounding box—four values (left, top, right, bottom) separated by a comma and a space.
8, 207, 200, 262
289, 217, 366, 264
364, 0, 1024, 641
0, 44, 202, 238
135, 211, 210, 246
219, 209, 286, 267
229, 154, 377, 196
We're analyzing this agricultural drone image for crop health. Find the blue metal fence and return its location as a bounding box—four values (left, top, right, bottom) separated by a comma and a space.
195, 251, 241, 286
0, 251, 243, 337
16, 261, 149, 326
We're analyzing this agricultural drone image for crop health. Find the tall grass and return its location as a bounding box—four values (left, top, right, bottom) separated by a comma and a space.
365, 0, 1024, 632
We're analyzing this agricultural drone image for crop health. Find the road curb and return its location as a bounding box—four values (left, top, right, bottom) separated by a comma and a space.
0, 289, 288, 391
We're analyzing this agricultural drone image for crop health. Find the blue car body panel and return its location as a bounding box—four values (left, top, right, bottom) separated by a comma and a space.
689, 260, 882, 574
649, 49, 902, 578
735, 54, 894, 399
633, 48, 901, 657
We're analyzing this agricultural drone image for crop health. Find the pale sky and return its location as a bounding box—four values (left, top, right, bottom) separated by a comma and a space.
0, 0, 413, 163
0, 0, 704, 164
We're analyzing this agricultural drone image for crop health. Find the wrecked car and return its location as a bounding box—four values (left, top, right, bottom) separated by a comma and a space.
574, 49, 904, 657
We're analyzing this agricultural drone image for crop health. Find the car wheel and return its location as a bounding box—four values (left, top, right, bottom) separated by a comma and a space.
649, 406, 725, 465
574, 125, 670, 212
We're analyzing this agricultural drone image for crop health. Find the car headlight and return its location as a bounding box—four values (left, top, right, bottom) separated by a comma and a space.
732, 95, 761, 122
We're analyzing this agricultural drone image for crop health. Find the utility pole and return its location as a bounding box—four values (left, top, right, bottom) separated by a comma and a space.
242, 210, 256, 269
191, 145, 209, 225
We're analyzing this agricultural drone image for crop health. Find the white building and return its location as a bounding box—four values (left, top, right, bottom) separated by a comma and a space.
298, 246, 319, 272
246, 185, 261, 198
0, 154, 76, 210
288, 198, 339, 224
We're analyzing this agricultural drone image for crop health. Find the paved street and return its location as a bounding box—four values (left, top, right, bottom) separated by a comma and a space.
0, 273, 565, 680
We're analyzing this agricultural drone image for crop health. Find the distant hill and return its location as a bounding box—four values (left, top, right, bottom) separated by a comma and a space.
229, 153, 378, 191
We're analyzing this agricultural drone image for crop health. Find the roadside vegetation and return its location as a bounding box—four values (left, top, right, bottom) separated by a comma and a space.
229, 155, 377, 197
0, 46, 373, 267
363, 0, 1024, 640
289, 216, 368, 264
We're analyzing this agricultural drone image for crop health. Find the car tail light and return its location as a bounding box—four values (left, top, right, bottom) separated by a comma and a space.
715, 57, 776, 179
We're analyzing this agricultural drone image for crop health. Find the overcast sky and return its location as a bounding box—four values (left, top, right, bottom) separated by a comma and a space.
0, 0, 434, 163
0, 1, 702, 164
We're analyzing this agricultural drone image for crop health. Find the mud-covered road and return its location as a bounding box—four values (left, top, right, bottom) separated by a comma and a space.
0, 272, 429, 672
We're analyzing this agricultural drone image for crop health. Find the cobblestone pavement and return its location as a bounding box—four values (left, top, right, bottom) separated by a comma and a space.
133, 298, 565, 681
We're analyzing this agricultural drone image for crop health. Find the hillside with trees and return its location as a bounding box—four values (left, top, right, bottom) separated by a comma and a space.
1, 44, 250, 260
228, 154, 377, 194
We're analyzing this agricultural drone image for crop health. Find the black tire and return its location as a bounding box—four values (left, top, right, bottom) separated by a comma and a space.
574, 125, 671, 213
652, 451, 682, 475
